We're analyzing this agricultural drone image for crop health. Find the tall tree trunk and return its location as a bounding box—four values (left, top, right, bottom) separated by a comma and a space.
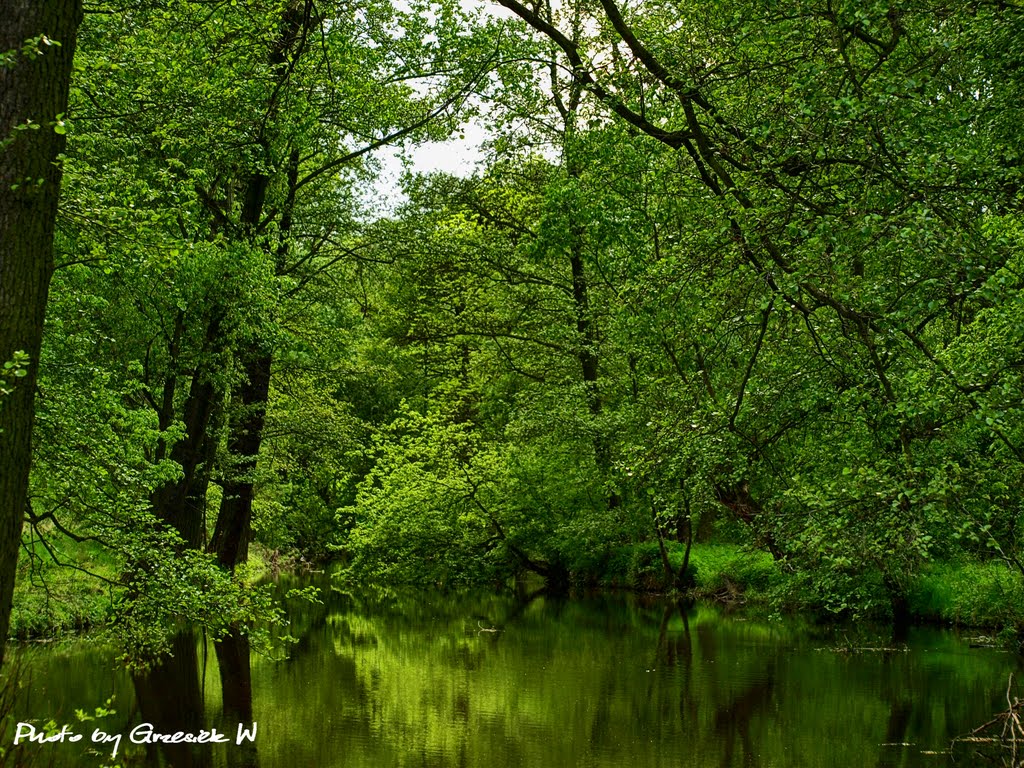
208, 166, 279, 568
210, 352, 271, 568
566, 188, 617, 506
558, 66, 616, 505
209, 6, 307, 569
0, 0, 82, 666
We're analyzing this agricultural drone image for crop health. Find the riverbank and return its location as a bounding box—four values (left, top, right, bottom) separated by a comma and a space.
7, 543, 282, 641
8, 540, 1024, 644
593, 542, 1024, 634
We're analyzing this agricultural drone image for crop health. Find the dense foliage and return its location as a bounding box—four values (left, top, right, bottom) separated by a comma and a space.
4, 0, 1024, 657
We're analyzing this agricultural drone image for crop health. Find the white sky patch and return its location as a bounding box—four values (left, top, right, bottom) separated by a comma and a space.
355, 0, 520, 217
362, 112, 490, 217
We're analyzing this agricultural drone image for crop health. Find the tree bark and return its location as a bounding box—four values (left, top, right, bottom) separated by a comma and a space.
559, 73, 615, 503
0, 0, 82, 666
210, 352, 271, 568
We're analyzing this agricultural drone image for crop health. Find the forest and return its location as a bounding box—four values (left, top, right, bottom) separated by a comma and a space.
2, 0, 1024, 667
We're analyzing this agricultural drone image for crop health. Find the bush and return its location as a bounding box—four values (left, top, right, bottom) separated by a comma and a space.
771, 565, 891, 620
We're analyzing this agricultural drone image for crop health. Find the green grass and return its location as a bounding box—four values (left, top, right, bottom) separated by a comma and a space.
688, 544, 783, 599
8, 539, 308, 640
908, 559, 1024, 627
592, 541, 1024, 631
596, 541, 784, 599
10, 540, 116, 639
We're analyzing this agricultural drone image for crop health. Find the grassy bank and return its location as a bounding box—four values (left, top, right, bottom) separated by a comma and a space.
597, 542, 783, 602
10, 537, 1024, 641
10, 540, 115, 639
909, 560, 1024, 627
593, 541, 1024, 631
8, 541, 304, 641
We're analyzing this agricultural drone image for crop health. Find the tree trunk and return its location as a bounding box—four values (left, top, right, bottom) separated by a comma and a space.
210, 352, 271, 568
150, 317, 224, 549
0, 0, 82, 666
715, 480, 783, 559
568, 200, 618, 507
208, 5, 307, 569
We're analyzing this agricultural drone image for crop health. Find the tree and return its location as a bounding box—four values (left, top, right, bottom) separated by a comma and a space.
8, 0, 502, 657
205, 0, 494, 570
0, 0, 82, 667
8, 0, 1024, 631
331, 0, 1024, 611
480, 0, 1024, 606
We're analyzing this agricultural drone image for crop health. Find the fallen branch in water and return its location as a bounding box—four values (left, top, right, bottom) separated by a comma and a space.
952, 675, 1024, 766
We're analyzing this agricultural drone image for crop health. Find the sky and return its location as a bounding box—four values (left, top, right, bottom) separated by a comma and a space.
358, 0, 520, 216
365, 119, 490, 215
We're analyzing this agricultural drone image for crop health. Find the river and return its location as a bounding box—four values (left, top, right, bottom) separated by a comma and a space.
4, 573, 1020, 767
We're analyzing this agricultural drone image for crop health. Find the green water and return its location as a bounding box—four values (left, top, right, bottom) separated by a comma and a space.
4, 577, 1021, 767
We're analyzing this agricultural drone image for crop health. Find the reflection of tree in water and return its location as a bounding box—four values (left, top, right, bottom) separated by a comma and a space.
131, 631, 212, 768
875, 699, 913, 768
216, 629, 259, 768
271, 580, 552, 766
130, 629, 259, 768
874, 644, 913, 768
652, 599, 698, 741
472, 585, 547, 642
650, 602, 776, 768
654, 600, 694, 672
712, 673, 774, 768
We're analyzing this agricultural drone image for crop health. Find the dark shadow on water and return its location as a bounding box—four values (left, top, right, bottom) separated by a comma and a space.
129, 628, 259, 768
132, 631, 212, 768
713, 673, 774, 768
215, 628, 259, 768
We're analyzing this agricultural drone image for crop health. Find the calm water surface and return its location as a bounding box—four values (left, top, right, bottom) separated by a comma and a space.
4, 575, 1021, 767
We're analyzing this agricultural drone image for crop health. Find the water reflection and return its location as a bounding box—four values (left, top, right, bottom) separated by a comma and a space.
126, 629, 259, 768
132, 631, 212, 768
6, 580, 1022, 767
214, 630, 258, 768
